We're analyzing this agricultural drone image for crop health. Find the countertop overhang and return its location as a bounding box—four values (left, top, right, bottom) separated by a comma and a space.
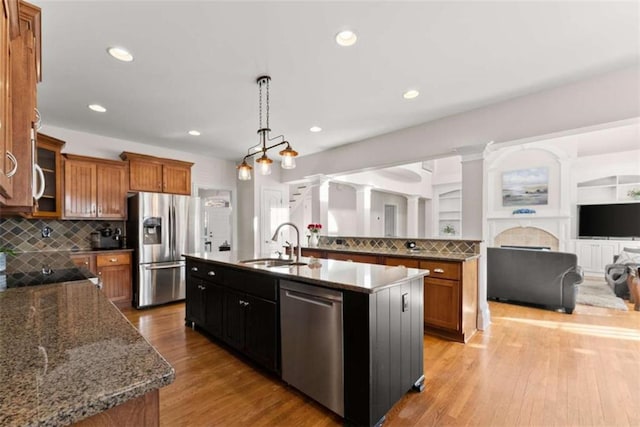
303, 245, 480, 261
0, 280, 175, 426
184, 251, 429, 294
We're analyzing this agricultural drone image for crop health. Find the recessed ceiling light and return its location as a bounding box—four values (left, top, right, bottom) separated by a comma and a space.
88, 104, 107, 113
107, 46, 134, 62
403, 89, 420, 100
188, 130, 201, 136
310, 126, 322, 133
335, 30, 357, 47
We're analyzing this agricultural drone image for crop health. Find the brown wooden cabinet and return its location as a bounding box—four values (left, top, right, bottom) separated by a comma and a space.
30, 133, 64, 217
326, 251, 380, 264
419, 258, 477, 343
302, 247, 478, 343
384, 256, 420, 268
300, 248, 325, 258
120, 151, 193, 195
0, 0, 39, 207
63, 154, 127, 220
70, 251, 132, 308
70, 253, 96, 274
0, 0, 13, 199
97, 252, 132, 308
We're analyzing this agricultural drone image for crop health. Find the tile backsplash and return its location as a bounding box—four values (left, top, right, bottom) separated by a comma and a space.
0, 218, 124, 253
318, 236, 481, 255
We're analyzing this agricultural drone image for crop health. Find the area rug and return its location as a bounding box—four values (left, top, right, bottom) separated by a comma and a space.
576, 279, 628, 311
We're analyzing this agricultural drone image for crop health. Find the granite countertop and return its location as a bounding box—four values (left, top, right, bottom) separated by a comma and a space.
184, 251, 429, 294
304, 245, 480, 261
0, 280, 175, 426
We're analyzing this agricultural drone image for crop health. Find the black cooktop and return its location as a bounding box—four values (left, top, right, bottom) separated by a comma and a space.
4, 267, 94, 289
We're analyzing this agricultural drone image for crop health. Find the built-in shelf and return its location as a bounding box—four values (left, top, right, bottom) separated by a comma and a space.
438, 189, 461, 236
577, 175, 640, 204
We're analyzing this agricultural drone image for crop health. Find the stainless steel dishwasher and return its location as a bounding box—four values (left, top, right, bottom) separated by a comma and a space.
280, 280, 344, 416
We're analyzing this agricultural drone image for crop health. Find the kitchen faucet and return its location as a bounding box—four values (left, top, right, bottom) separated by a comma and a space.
271, 222, 301, 263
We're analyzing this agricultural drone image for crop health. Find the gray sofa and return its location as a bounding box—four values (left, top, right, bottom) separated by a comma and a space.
487, 247, 584, 314
604, 247, 640, 298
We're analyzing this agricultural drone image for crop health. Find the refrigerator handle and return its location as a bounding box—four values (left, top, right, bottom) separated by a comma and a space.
171, 204, 180, 259
167, 200, 173, 260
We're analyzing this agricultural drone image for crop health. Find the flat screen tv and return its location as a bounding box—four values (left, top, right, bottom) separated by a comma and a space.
578, 203, 640, 239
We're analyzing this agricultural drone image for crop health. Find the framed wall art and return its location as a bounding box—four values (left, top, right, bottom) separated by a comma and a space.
502, 167, 549, 206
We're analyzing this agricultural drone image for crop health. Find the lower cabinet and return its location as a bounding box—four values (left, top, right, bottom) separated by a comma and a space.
419, 258, 477, 343
185, 259, 279, 373
97, 252, 132, 307
70, 250, 132, 308
185, 262, 224, 338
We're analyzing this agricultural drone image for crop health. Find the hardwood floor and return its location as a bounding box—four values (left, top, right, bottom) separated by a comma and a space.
122, 299, 640, 426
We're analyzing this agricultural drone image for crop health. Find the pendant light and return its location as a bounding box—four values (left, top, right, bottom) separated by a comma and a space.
237, 76, 299, 180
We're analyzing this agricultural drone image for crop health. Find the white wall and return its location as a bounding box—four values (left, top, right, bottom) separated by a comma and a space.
283, 66, 640, 181
371, 191, 407, 237
328, 182, 357, 236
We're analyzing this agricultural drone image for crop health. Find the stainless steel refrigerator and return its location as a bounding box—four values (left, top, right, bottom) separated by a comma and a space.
127, 192, 201, 308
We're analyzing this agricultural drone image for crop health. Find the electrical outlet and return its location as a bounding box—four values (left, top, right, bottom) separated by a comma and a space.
41, 226, 52, 238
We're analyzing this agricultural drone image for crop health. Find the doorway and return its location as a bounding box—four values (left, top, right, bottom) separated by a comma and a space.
384, 204, 397, 237
198, 189, 232, 252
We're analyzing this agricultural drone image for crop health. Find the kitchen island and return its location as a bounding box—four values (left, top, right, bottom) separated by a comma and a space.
0, 253, 174, 426
183, 251, 429, 427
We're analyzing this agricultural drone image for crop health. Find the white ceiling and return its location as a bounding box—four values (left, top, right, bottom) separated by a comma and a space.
34, 1, 639, 163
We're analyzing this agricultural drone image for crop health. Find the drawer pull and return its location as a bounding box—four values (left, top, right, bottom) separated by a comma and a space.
84, 261, 89, 265
191, 267, 198, 272
110, 258, 118, 262
433, 268, 445, 273
207, 271, 216, 276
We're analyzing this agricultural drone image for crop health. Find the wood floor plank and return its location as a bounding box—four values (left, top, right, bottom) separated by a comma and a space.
121, 297, 640, 427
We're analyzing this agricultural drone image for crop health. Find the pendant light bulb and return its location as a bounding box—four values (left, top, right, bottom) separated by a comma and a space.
279, 143, 298, 169
237, 159, 252, 181
256, 154, 273, 176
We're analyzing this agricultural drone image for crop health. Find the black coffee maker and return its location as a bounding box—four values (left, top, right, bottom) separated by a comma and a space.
90, 224, 122, 249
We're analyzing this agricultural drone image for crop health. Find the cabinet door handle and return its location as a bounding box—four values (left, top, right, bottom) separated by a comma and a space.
191, 267, 198, 272
244, 301, 250, 307
33, 164, 45, 200
84, 261, 89, 265
198, 285, 205, 290
5, 151, 18, 178
98, 205, 103, 215
91, 204, 96, 214
433, 268, 445, 273
207, 271, 215, 276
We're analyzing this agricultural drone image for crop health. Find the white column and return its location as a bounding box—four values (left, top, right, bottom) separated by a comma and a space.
356, 185, 372, 236
318, 179, 330, 234
460, 147, 490, 330
406, 195, 420, 237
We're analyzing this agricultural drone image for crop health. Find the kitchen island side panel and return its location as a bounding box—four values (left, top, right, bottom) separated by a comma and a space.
343, 276, 425, 426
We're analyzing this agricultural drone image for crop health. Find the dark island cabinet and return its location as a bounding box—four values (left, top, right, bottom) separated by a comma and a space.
243, 294, 278, 370
185, 261, 225, 339
185, 259, 279, 373
224, 290, 278, 371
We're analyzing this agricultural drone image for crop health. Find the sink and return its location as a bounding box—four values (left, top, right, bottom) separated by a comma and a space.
240, 258, 307, 268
